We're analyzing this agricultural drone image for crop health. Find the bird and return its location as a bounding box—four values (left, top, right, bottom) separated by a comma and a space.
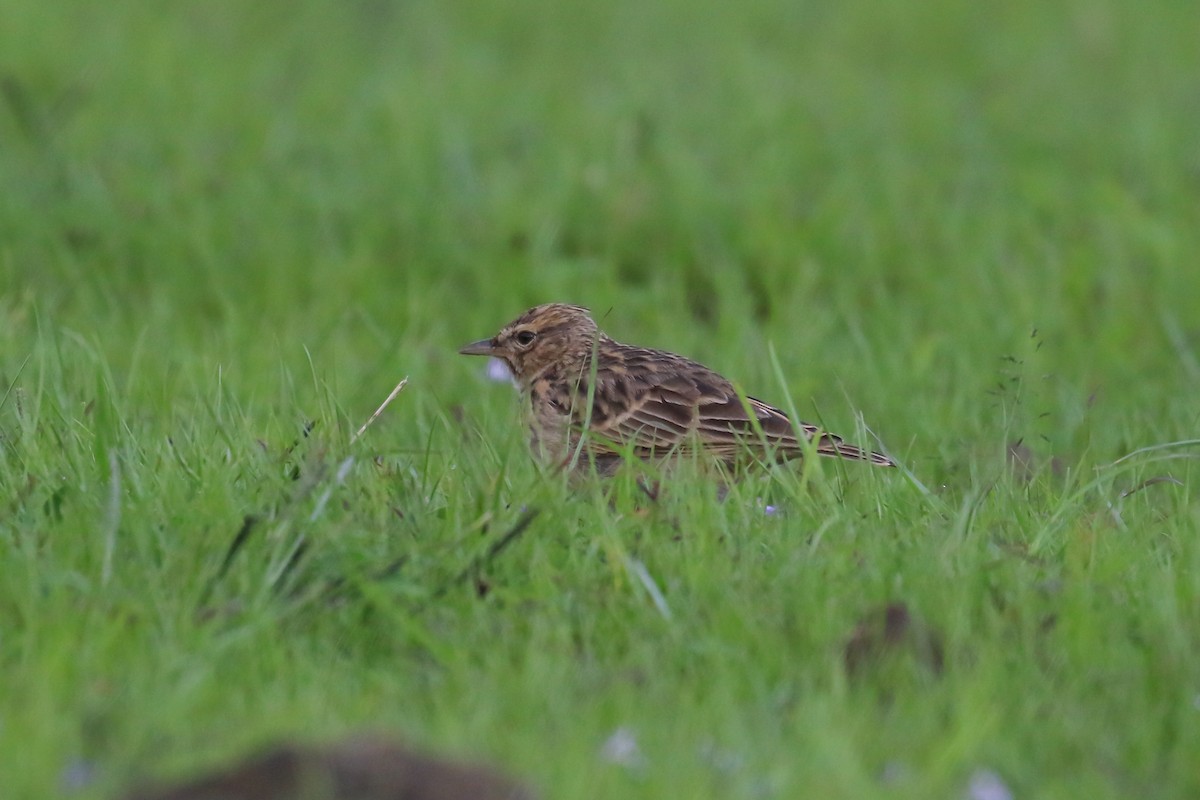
459, 303, 895, 477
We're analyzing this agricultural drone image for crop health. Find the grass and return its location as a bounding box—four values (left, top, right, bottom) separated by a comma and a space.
2, 0, 1199, 797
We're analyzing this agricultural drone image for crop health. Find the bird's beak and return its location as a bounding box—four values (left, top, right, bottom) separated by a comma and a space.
458, 338, 496, 356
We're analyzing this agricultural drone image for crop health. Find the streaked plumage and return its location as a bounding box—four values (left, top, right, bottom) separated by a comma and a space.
459, 303, 895, 475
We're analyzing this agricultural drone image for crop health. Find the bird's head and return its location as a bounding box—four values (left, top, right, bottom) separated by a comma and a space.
459, 303, 601, 387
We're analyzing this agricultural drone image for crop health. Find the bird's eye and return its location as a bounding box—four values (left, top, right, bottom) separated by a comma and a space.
515, 330, 536, 346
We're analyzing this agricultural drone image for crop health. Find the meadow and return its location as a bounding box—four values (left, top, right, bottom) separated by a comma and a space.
2, 0, 1199, 797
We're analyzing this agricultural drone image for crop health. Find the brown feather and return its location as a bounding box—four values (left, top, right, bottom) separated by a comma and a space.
459, 303, 897, 475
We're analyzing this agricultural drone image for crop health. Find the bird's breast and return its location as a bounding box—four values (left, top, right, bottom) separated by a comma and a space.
525, 382, 573, 465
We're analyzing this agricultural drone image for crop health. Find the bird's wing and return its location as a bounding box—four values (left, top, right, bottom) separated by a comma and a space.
568, 347, 893, 466
582, 359, 830, 460
687, 392, 892, 465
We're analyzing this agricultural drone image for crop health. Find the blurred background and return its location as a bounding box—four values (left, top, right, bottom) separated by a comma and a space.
3, 2, 1200, 797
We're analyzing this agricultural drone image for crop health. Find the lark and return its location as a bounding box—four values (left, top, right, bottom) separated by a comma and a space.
459, 303, 895, 476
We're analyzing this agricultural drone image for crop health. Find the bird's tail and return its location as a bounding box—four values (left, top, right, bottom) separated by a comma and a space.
814, 436, 896, 467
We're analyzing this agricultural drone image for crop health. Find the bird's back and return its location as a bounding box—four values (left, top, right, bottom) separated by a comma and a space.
530, 337, 887, 469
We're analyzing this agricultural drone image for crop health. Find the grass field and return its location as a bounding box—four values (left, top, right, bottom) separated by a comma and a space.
3, 0, 1200, 797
